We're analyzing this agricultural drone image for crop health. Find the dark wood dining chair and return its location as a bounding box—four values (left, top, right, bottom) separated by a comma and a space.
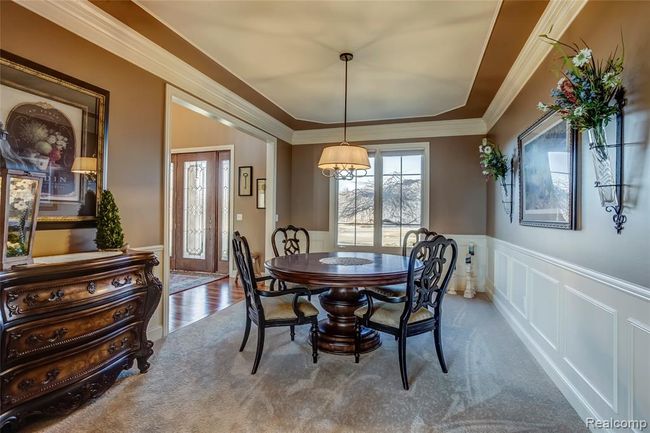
270, 225, 328, 294
354, 235, 458, 390
233, 231, 319, 374
366, 227, 438, 298
271, 224, 311, 257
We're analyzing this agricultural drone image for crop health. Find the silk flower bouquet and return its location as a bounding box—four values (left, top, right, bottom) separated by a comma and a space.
537, 33, 624, 207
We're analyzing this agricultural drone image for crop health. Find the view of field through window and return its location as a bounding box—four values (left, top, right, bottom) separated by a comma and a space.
337, 151, 423, 247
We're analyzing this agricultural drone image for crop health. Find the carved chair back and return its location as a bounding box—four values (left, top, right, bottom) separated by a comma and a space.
402, 235, 457, 323
271, 225, 310, 257
232, 231, 263, 317
401, 227, 438, 258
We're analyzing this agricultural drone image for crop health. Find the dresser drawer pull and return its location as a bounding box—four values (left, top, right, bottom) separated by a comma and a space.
111, 276, 133, 288
48, 290, 65, 302
17, 368, 60, 391
107, 336, 132, 354
87, 281, 97, 294
113, 304, 135, 322
26, 328, 69, 346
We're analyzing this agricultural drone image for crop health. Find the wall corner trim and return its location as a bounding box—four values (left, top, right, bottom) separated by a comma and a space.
482, 0, 588, 130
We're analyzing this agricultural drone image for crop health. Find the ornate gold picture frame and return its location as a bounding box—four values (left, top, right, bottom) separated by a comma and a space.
0, 50, 109, 229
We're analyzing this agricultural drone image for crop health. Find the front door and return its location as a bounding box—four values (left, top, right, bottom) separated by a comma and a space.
171, 151, 230, 272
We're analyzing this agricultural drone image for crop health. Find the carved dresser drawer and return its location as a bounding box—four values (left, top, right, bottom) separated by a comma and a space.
2, 293, 146, 365
1, 326, 141, 411
0, 252, 162, 432
2, 267, 145, 322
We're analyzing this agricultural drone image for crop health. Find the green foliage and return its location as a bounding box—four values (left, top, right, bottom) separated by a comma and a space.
537, 32, 624, 133
95, 190, 124, 250
479, 139, 508, 182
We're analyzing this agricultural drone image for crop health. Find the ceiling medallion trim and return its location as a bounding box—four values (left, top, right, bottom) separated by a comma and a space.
135, 0, 503, 125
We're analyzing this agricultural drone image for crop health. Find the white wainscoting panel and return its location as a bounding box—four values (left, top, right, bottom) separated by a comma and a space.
563, 285, 618, 412
134, 245, 165, 341
528, 269, 560, 351
628, 319, 650, 432
494, 249, 508, 297
486, 237, 650, 432
309, 231, 334, 253
508, 258, 528, 319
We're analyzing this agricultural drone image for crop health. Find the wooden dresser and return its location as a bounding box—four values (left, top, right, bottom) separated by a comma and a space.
0, 251, 162, 432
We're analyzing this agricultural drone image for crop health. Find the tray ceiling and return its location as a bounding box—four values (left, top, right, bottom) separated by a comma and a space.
138, 1, 501, 124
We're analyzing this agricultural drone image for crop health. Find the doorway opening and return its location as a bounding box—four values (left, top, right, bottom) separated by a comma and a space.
170, 150, 231, 274
164, 85, 277, 334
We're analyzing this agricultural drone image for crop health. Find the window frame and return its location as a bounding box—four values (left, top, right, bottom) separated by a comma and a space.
330, 142, 430, 253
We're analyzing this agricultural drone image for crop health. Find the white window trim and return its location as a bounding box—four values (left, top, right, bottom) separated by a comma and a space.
329, 142, 430, 253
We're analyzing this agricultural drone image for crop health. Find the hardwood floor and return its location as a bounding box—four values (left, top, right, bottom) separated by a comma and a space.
169, 277, 244, 332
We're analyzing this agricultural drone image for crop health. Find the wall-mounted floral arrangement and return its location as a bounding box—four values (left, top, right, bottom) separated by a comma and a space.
479, 138, 513, 222
536, 33, 627, 233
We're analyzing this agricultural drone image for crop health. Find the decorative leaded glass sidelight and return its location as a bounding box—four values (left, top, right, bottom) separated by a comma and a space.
220, 158, 230, 262
182, 160, 208, 260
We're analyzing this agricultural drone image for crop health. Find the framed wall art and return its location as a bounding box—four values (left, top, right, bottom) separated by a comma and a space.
238, 166, 252, 196
518, 110, 578, 230
0, 50, 109, 229
256, 178, 266, 209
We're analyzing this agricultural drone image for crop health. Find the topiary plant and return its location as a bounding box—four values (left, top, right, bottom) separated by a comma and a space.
95, 190, 125, 250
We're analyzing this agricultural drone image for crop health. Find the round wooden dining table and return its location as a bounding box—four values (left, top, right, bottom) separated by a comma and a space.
265, 251, 414, 355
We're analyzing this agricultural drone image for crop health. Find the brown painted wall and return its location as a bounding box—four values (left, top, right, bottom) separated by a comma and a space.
487, 1, 650, 287
171, 104, 268, 261
276, 139, 293, 228
290, 136, 486, 234
1, 2, 165, 255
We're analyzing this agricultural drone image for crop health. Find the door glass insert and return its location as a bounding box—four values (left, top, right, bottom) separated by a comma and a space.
220, 158, 230, 262
183, 160, 207, 259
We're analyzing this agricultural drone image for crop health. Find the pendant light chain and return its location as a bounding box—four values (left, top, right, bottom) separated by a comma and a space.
343, 55, 348, 143
317, 52, 370, 179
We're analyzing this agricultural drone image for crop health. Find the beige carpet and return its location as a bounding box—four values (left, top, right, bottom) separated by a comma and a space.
26, 294, 587, 433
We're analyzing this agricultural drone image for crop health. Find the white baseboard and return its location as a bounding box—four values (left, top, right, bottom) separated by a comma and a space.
486, 236, 649, 433
147, 325, 164, 342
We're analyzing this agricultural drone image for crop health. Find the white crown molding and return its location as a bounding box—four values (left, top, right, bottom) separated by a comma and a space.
291, 118, 487, 145
482, 0, 588, 130
14, 0, 584, 145
14, 0, 294, 143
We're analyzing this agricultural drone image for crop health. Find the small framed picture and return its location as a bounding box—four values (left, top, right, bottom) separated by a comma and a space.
518, 110, 578, 230
238, 166, 252, 196
256, 178, 266, 209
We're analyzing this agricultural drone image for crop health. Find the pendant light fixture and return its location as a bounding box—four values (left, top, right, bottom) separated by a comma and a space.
318, 53, 370, 180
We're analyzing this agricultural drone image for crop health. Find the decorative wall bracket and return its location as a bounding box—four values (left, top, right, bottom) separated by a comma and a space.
499, 155, 515, 223
589, 91, 627, 234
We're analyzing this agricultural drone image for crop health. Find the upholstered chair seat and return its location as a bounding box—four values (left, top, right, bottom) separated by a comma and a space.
365, 284, 407, 299
354, 302, 433, 328
262, 296, 319, 320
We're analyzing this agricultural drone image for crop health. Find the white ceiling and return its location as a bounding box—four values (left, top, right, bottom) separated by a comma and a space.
138, 1, 501, 124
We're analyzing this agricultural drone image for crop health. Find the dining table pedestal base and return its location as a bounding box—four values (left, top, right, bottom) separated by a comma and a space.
317, 287, 381, 355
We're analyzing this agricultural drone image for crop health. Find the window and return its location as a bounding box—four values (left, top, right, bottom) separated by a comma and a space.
335, 146, 426, 249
